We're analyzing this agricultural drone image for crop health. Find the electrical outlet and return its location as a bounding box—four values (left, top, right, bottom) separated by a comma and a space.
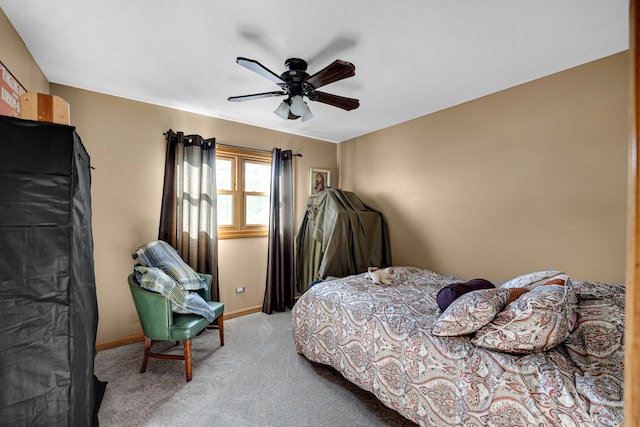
235, 286, 245, 294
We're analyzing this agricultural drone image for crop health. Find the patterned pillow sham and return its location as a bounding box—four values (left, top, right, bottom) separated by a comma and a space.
433, 288, 531, 337
472, 277, 577, 354
133, 240, 206, 291
433, 288, 510, 336
501, 270, 564, 289
506, 287, 529, 304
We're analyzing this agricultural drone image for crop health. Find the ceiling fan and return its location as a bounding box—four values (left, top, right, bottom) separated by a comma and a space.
228, 57, 359, 122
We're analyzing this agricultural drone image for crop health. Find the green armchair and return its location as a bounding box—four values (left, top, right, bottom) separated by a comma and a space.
128, 272, 224, 382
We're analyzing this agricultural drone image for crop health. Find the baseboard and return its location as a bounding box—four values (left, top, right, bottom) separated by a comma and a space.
96, 333, 143, 352
95, 305, 264, 352
224, 305, 262, 319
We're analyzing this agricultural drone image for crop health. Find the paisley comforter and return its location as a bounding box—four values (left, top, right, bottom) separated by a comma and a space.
292, 266, 625, 426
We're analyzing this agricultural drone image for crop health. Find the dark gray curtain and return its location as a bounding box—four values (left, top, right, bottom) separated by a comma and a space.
262, 148, 295, 313
159, 129, 220, 301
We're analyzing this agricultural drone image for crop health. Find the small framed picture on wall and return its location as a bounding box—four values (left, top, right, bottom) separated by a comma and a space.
310, 168, 330, 194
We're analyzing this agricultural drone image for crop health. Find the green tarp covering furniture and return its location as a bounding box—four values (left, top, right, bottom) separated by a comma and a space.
295, 189, 391, 293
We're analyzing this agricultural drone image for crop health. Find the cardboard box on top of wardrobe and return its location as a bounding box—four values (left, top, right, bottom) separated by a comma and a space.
19, 92, 70, 125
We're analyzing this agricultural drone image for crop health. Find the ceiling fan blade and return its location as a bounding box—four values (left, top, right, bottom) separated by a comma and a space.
306, 37, 358, 67
309, 91, 359, 111
236, 57, 287, 86
303, 60, 356, 89
228, 91, 286, 102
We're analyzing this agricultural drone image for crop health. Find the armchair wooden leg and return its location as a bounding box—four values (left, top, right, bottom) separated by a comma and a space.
184, 339, 193, 382
141, 337, 151, 373
218, 314, 224, 346
207, 314, 224, 346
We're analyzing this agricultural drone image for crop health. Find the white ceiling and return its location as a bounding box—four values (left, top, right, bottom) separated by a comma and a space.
0, 1, 629, 143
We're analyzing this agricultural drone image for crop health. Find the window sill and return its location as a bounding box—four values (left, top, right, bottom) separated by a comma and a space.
218, 230, 268, 239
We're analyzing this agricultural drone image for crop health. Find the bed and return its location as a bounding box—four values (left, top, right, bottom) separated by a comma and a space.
292, 266, 624, 426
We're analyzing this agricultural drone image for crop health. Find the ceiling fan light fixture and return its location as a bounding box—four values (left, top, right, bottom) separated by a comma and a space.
290, 95, 310, 116
301, 110, 314, 122
274, 100, 290, 120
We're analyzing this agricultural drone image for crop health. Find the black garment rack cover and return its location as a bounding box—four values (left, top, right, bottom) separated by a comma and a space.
0, 115, 102, 426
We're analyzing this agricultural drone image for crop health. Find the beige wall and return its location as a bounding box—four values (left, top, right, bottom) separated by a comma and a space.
0, 9, 48, 94
339, 52, 629, 285
49, 84, 337, 344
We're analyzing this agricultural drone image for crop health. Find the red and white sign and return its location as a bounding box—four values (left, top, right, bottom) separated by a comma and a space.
0, 61, 26, 117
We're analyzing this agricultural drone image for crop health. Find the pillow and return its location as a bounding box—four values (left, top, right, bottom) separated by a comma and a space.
433, 288, 530, 336
133, 240, 206, 291
436, 278, 495, 311
433, 288, 510, 336
500, 270, 564, 289
472, 278, 577, 354
506, 287, 529, 304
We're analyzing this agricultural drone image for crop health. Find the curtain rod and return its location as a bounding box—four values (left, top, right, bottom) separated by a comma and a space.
217, 142, 302, 157
162, 133, 302, 157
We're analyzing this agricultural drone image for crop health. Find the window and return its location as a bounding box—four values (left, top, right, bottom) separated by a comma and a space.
216, 145, 271, 239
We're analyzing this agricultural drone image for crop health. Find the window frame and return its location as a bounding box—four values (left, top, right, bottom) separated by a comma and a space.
216, 145, 272, 239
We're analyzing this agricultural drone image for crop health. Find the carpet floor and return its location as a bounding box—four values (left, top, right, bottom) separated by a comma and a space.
95, 310, 416, 426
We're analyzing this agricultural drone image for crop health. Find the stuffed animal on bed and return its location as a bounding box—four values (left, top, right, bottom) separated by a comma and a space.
366, 267, 395, 285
